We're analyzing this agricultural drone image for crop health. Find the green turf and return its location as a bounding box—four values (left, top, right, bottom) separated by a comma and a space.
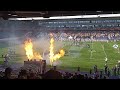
58, 41, 120, 71
0, 41, 120, 72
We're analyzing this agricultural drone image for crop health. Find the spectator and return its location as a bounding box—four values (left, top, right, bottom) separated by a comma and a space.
94, 65, 97, 73
117, 67, 120, 75
90, 69, 92, 74
72, 73, 78, 79
114, 67, 117, 76
77, 66, 80, 72
2, 55, 3, 58
103, 76, 106, 79
104, 65, 108, 75
100, 71, 103, 79
84, 74, 88, 79
43, 69, 62, 79
2, 67, 12, 79
18, 69, 27, 79
107, 69, 110, 77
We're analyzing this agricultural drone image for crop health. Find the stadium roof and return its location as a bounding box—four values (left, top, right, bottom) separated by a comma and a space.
0, 11, 120, 20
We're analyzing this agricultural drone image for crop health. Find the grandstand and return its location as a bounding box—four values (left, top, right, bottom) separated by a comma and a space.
0, 11, 120, 79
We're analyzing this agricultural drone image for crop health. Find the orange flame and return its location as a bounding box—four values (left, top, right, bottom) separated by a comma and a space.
24, 39, 34, 60
49, 37, 54, 65
49, 36, 65, 66
34, 52, 43, 60
53, 49, 65, 61
24, 38, 43, 60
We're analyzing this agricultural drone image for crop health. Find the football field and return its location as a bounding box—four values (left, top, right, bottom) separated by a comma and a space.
0, 41, 120, 72
58, 41, 120, 71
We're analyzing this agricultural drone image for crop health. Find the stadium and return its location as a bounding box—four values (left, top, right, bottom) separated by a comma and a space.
0, 11, 120, 79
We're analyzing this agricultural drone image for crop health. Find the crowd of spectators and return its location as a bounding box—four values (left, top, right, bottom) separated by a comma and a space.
36, 31, 120, 42
0, 64, 120, 79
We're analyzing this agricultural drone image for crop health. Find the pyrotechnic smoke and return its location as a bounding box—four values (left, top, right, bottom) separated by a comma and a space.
32, 32, 65, 65
0, 20, 66, 67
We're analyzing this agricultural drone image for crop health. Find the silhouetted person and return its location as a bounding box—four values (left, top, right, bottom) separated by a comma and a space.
64, 72, 70, 79
90, 69, 92, 74
27, 69, 33, 79
104, 65, 108, 75
84, 74, 88, 79
114, 67, 117, 76
88, 77, 93, 79
53, 66, 57, 71
4, 54, 9, 66
18, 69, 27, 79
42, 60, 46, 74
103, 76, 106, 79
28, 72, 36, 79
100, 71, 103, 79
94, 65, 97, 73
2, 55, 3, 58
87, 44, 90, 48
77, 67, 80, 72
43, 69, 62, 79
2, 67, 12, 79
73, 74, 78, 79
107, 69, 110, 77
117, 67, 119, 75
96, 65, 98, 72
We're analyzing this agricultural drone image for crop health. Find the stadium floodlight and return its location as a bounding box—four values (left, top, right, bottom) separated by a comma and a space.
8, 17, 48, 20
100, 14, 120, 17
31, 17, 49, 20
12, 15, 18, 16
49, 15, 98, 19
8, 15, 98, 20
96, 11, 102, 12
9, 18, 32, 20
8, 13, 120, 20
8, 14, 11, 15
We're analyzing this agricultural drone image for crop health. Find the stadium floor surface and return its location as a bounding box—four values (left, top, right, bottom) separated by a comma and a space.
0, 41, 120, 72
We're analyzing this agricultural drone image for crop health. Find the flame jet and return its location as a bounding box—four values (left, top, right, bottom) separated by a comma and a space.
24, 38, 43, 60
49, 34, 65, 66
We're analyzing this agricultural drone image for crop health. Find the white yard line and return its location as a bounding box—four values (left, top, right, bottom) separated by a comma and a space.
90, 41, 93, 59
100, 42, 107, 58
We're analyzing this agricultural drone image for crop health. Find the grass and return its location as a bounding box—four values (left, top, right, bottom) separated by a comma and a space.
58, 41, 120, 71
0, 41, 120, 72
